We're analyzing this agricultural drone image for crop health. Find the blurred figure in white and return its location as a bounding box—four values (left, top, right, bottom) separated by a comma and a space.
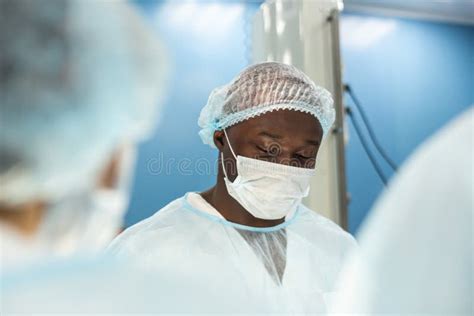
330, 106, 473, 314
0, 1, 276, 314
0, 0, 167, 271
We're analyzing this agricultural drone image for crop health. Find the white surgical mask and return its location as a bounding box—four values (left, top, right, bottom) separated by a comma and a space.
221, 130, 316, 220
34, 144, 136, 258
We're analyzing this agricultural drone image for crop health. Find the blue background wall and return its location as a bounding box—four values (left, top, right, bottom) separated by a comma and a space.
125, 2, 473, 233
125, 0, 263, 227
340, 12, 474, 233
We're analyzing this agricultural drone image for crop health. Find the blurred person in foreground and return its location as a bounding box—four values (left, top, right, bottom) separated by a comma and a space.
0, 1, 273, 313
0, 0, 166, 271
329, 106, 473, 314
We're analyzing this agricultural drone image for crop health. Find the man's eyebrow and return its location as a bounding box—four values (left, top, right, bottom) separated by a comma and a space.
258, 131, 320, 146
306, 139, 320, 146
258, 131, 283, 139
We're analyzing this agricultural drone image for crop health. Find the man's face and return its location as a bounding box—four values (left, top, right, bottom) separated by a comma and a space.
215, 110, 323, 181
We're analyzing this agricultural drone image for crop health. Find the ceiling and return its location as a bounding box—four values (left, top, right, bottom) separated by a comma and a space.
344, 0, 474, 25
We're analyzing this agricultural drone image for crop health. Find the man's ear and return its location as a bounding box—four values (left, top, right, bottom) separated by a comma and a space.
213, 130, 225, 150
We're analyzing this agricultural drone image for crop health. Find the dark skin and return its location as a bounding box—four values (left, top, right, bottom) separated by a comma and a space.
201, 110, 323, 228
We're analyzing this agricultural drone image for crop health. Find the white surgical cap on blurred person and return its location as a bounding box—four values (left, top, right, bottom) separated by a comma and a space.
329, 107, 473, 314
0, 0, 167, 268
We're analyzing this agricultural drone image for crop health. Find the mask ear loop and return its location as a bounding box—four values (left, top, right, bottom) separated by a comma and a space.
221, 129, 237, 180
223, 129, 237, 159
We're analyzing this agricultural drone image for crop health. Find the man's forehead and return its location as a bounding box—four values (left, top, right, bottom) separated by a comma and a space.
237, 110, 322, 132
229, 113, 322, 146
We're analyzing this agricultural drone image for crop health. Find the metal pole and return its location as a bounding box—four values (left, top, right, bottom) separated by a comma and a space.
328, 9, 349, 231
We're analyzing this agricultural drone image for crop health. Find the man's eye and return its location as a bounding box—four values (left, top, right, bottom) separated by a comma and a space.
257, 146, 270, 154
295, 151, 312, 158
296, 154, 311, 160
257, 146, 276, 156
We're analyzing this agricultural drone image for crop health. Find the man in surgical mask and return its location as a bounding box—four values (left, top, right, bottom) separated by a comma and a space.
109, 62, 357, 313
0, 0, 167, 271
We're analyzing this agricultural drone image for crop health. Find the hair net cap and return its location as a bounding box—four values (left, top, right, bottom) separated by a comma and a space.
0, 0, 167, 205
198, 62, 335, 148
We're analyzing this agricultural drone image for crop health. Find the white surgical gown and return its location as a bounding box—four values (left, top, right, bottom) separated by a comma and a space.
109, 193, 357, 313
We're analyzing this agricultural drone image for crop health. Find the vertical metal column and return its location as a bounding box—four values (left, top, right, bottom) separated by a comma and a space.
252, 0, 348, 229
328, 9, 349, 230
